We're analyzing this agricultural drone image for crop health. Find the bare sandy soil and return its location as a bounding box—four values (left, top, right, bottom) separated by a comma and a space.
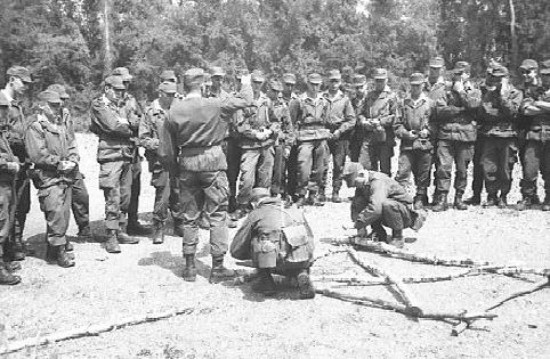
0, 133, 549, 359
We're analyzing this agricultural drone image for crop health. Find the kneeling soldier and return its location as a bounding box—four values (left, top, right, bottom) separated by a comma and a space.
25, 90, 79, 267
230, 188, 315, 299
343, 163, 426, 248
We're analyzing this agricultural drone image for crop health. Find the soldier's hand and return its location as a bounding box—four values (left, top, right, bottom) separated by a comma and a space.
255, 130, 269, 141
419, 129, 430, 138
58, 160, 76, 173
407, 130, 418, 139
6, 162, 20, 174
332, 130, 341, 140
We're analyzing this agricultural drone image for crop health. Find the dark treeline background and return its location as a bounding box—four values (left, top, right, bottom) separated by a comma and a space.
1, 0, 549, 128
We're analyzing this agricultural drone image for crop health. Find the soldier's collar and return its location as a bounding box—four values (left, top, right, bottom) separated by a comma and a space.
324, 90, 344, 101
405, 93, 428, 106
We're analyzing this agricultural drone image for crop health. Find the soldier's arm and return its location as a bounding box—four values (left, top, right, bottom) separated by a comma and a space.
139, 108, 160, 151
436, 94, 464, 121
379, 96, 398, 128
336, 98, 357, 135
350, 189, 369, 224
281, 107, 295, 151
157, 117, 177, 175
288, 98, 301, 126
499, 89, 523, 117
220, 84, 254, 119
355, 180, 389, 227
24, 121, 62, 170
66, 129, 80, 164
393, 104, 414, 139
457, 88, 482, 109
230, 215, 255, 260
90, 100, 133, 137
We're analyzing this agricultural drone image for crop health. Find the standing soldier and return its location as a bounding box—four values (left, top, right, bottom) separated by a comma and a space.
159, 68, 252, 283
517, 59, 543, 210
225, 68, 244, 213
47, 84, 91, 240
140, 81, 179, 244
111, 67, 151, 235
0, 95, 22, 284
479, 65, 523, 207
432, 61, 481, 211
281, 73, 298, 203
234, 70, 274, 214
518, 59, 550, 211
289, 73, 330, 207
266, 79, 294, 205
322, 69, 356, 203
394, 73, 435, 209
25, 90, 79, 267
0, 66, 32, 262
349, 74, 368, 163
90, 76, 140, 253
357, 68, 398, 176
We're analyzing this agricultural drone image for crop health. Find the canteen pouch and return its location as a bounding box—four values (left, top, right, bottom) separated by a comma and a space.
282, 224, 309, 263
254, 239, 277, 268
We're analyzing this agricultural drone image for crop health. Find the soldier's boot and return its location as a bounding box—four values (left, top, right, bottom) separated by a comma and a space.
388, 229, 405, 249
182, 254, 197, 282
498, 193, 509, 209
371, 222, 388, 243
0, 259, 21, 286
453, 192, 468, 211
252, 268, 277, 296
484, 193, 499, 207
463, 193, 481, 206
413, 195, 424, 210
209, 256, 235, 284
4, 261, 21, 271
432, 193, 448, 212
104, 230, 121, 254
152, 221, 165, 245
54, 245, 75, 268
411, 209, 427, 231
516, 196, 533, 211
306, 193, 324, 207
296, 269, 315, 300
331, 189, 342, 203
6, 238, 26, 262
295, 196, 306, 208
127, 215, 152, 236
117, 224, 140, 245
65, 239, 74, 252
317, 190, 327, 203
283, 194, 293, 208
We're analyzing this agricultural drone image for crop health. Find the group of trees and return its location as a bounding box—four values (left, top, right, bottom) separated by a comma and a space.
1, 0, 549, 121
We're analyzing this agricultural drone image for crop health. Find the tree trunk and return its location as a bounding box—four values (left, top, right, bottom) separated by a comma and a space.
103, 0, 113, 76
509, 0, 518, 71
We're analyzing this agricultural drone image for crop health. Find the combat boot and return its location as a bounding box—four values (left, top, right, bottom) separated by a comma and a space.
127, 216, 152, 235
331, 190, 342, 203
516, 197, 533, 211
411, 209, 427, 231
6, 240, 26, 262
0, 261, 21, 286
484, 193, 499, 207
413, 195, 424, 210
305, 193, 324, 207
296, 270, 315, 300
54, 245, 75, 268
209, 256, 235, 284
295, 196, 306, 208
152, 221, 164, 245
463, 194, 481, 206
117, 224, 140, 245
104, 229, 121, 253
388, 229, 404, 249
283, 194, 293, 208
498, 194, 508, 209
453, 193, 467, 210
65, 239, 74, 252
182, 254, 197, 282
432, 193, 448, 212
317, 192, 327, 203
371, 223, 388, 243
252, 268, 276, 296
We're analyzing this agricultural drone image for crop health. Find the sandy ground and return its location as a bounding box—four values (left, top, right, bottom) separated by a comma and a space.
0, 133, 549, 359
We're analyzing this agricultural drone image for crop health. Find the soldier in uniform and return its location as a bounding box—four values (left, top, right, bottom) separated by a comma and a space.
111, 67, 151, 235
518, 59, 550, 211
281, 73, 298, 203
343, 162, 426, 248
159, 68, 252, 283
140, 81, 179, 244
0, 94, 22, 284
322, 69, 356, 203
394, 73, 435, 210
0, 66, 33, 262
289, 73, 330, 207
479, 65, 523, 207
230, 188, 315, 299
90, 76, 140, 253
47, 84, 91, 240
25, 90, 79, 268
349, 74, 368, 163
432, 61, 481, 211
357, 68, 398, 176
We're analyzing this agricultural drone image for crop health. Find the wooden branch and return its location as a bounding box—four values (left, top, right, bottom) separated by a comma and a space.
0, 306, 217, 355
312, 248, 349, 263
347, 248, 423, 316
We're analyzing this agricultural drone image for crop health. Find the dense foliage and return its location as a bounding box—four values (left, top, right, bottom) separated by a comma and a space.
1, 0, 549, 124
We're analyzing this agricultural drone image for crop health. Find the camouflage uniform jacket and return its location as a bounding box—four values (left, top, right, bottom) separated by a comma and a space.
479, 86, 523, 138
357, 86, 398, 146
289, 93, 331, 142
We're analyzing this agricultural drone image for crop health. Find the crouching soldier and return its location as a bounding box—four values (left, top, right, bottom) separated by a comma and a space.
25, 90, 79, 267
343, 163, 427, 248
230, 188, 315, 299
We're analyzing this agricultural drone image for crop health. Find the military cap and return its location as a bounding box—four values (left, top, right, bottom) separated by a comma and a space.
307, 73, 323, 84
409, 73, 425, 85
328, 69, 342, 80
47, 84, 70, 99
519, 59, 538, 71
251, 70, 265, 83
282, 73, 297, 85
104, 75, 126, 90
235, 68, 249, 80
452, 61, 471, 74
429, 57, 445, 68
184, 68, 205, 86
352, 74, 367, 86
540, 59, 550, 75
250, 187, 270, 203
160, 70, 177, 82
268, 79, 283, 92
210, 66, 226, 77
158, 81, 177, 94
342, 162, 365, 187
37, 90, 62, 104
490, 65, 509, 77
7, 66, 32, 83
373, 68, 388, 80
111, 67, 133, 82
